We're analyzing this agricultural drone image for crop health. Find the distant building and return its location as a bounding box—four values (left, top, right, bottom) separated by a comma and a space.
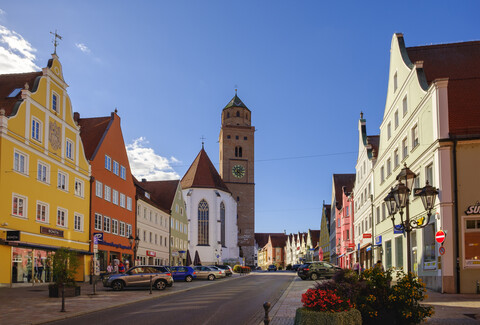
319, 203, 331, 262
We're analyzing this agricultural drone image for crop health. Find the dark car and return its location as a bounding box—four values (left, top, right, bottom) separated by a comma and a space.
292, 264, 302, 271
103, 265, 174, 291
169, 266, 197, 282
267, 264, 277, 272
297, 262, 341, 280
209, 265, 233, 276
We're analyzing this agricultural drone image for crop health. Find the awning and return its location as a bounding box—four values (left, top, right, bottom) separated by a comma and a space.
3, 240, 93, 255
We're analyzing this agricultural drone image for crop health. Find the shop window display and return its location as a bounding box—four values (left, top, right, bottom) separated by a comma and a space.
12, 248, 53, 283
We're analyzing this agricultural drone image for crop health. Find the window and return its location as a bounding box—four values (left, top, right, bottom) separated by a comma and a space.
425, 164, 434, 186
57, 208, 67, 227
423, 223, 436, 269
103, 216, 110, 232
112, 219, 118, 235
394, 149, 399, 168
463, 217, 480, 267
145, 192, 150, 199
244, 136, 247, 140
120, 193, 125, 208
113, 161, 119, 175
37, 161, 49, 183
394, 110, 399, 129
411, 125, 419, 149
104, 185, 111, 202
143, 230, 146, 241
144, 208, 147, 219
150, 232, 152, 243
12, 194, 26, 218
74, 213, 83, 231
414, 172, 421, 191
393, 72, 398, 92
36, 201, 48, 222
387, 158, 391, 176
387, 122, 391, 140
75, 179, 84, 197
120, 165, 126, 180
376, 206, 380, 224
382, 202, 386, 221
52, 93, 58, 112
120, 222, 125, 236
112, 189, 118, 205
126, 224, 132, 237
94, 213, 102, 230
57, 171, 67, 191
105, 155, 111, 170
198, 199, 209, 245
402, 96, 408, 116
155, 234, 158, 245
235, 146, 243, 157
32, 118, 41, 142
395, 236, 403, 268
402, 137, 408, 160
66, 139, 73, 160
380, 166, 385, 183
14, 150, 28, 174
176, 220, 179, 230
96, 181, 103, 198
127, 197, 132, 211
385, 240, 392, 268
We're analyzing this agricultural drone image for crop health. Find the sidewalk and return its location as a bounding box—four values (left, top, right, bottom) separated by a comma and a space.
265, 277, 480, 325
0, 273, 250, 325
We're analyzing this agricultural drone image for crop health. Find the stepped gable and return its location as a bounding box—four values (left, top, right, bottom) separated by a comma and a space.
406, 41, 480, 136
333, 174, 356, 210
137, 179, 179, 212
0, 71, 42, 116
181, 148, 230, 193
76, 115, 112, 160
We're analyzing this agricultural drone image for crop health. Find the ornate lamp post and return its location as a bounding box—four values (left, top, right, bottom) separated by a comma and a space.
384, 164, 438, 275
128, 234, 140, 266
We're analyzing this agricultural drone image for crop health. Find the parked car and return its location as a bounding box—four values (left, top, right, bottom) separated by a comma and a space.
103, 265, 173, 291
292, 264, 302, 271
209, 265, 233, 276
169, 266, 197, 282
193, 266, 224, 280
208, 266, 227, 278
297, 262, 341, 280
267, 264, 277, 272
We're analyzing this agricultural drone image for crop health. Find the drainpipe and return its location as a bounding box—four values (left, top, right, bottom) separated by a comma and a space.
452, 139, 460, 293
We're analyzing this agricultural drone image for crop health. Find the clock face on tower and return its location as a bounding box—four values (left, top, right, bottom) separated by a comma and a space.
232, 165, 246, 178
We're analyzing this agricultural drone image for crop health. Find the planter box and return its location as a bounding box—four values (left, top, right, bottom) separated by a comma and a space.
48, 284, 81, 298
294, 308, 362, 325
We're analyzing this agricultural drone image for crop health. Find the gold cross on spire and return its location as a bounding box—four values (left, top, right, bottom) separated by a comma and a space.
50, 30, 63, 55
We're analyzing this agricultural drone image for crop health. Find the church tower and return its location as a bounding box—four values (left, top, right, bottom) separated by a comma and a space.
219, 93, 255, 265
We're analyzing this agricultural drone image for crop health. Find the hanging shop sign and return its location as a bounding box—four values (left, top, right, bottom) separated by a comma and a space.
6, 230, 20, 241
465, 202, 480, 215
93, 233, 104, 242
40, 226, 64, 238
146, 250, 156, 257
363, 233, 372, 239
375, 235, 382, 245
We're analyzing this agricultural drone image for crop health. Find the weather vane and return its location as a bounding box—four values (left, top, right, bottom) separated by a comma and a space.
50, 30, 63, 55
234, 84, 238, 95
200, 135, 206, 148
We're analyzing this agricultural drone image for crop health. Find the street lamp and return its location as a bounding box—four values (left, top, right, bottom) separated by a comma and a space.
384, 164, 438, 276
128, 234, 140, 266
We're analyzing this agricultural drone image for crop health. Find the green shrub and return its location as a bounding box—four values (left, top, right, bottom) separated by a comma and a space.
233, 265, 251, 273
294, 308, 362, 325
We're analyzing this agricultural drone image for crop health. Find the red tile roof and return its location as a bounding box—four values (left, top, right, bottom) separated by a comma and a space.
133, 177, 171, 214
255, 233, 284, 248
406, 41, 480, 136
270, 234, 288, 248
333, 174, 355, 210
181, 148, 230, 193
137, 179, 180, 212
76, 114, 112, 160
0, 72, 42, 116
309, 230, 320, 245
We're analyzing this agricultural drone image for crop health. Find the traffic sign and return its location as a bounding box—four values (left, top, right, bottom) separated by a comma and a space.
439, 246, 446, 255
435, 230, 446, 244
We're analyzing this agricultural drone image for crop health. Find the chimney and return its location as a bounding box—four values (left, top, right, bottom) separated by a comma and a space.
74, 112, 80, 122
142, 178, 147, 182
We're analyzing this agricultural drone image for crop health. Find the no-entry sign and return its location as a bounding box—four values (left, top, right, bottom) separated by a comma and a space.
435, 230, 446, 244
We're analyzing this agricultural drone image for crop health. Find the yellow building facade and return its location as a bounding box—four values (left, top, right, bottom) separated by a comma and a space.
0, 54, 91, 286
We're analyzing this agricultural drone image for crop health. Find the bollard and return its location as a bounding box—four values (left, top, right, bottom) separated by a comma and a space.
60, 282, 66, 312
150, 275, 153, 294
263, 301, 271, 325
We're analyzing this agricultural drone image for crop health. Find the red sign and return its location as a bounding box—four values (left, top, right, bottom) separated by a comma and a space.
348, 243, 356, 248
439, 246, 446, 255
435, 230, 446, 244
363, 233, 372, 239
319, 247, 324, 261
146, 250, 156, 257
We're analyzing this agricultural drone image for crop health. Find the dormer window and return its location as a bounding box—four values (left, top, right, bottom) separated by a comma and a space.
145, 192, 150, 199
7, 88, 22, 98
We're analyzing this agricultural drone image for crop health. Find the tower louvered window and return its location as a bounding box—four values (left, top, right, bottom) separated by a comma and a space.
198, 200, 209, 245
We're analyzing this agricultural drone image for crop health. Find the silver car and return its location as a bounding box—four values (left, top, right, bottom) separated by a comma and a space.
193, 266, 225, 280
103, 265, 174, 291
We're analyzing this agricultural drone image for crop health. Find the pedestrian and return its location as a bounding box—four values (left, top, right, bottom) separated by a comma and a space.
125, 260, 130, 271
375, 260, 384, 272
107, 262, 113, 274
118, 261, 125, 273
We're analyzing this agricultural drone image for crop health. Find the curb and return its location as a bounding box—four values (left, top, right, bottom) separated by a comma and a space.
258, 276, 297, 325
34, 273, 252, 325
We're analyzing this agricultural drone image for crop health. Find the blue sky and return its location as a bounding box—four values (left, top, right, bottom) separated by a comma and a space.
0, 1, 478, 234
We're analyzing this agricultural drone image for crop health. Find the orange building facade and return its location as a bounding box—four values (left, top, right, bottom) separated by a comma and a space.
76, 112, 136, 272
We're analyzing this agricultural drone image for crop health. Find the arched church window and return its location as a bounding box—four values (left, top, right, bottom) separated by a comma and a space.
227, 112, 230, 118
236, 111, 240, 117
220, 202, 226, 247
198, 199, 209, 245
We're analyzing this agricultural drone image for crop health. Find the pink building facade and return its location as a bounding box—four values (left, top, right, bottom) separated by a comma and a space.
336, 186, 355, 269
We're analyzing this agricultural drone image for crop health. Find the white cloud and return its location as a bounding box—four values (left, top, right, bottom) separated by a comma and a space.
0, 9, 5, 15
126, 137, 180, 181
75, 43, 91, 54
0, 25, 39, 73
